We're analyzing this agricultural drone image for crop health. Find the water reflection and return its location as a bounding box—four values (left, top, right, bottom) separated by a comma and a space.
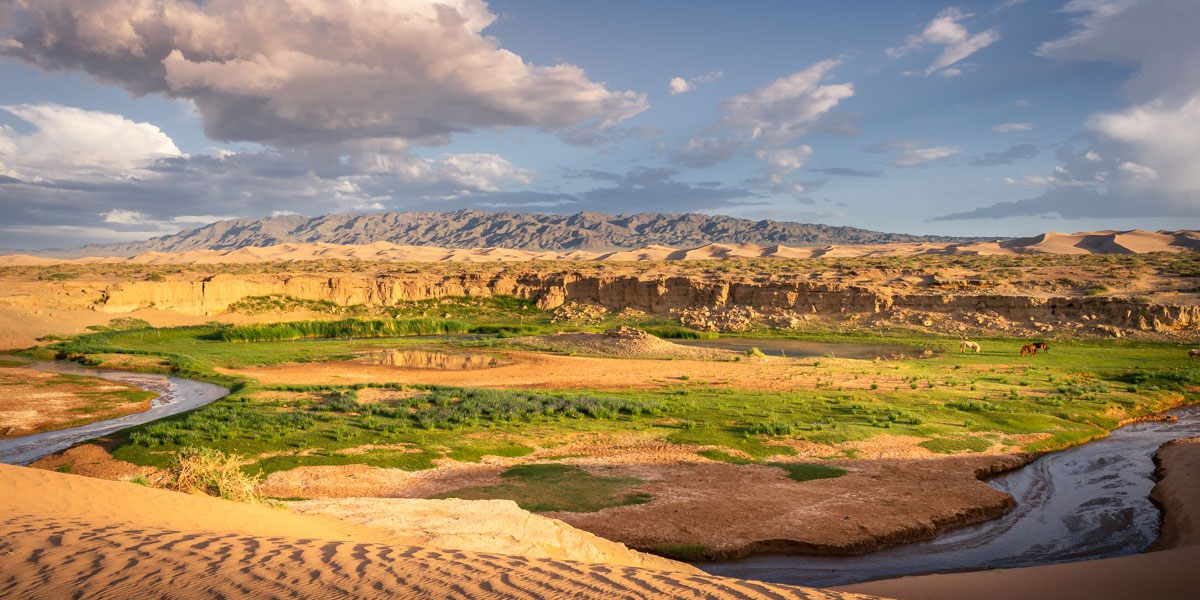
363, 349, 506, 370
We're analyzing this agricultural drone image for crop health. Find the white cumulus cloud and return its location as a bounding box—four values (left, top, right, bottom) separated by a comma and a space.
0, 104, 181, 181
668, 70, 723, 95
888, 7, 1001, 77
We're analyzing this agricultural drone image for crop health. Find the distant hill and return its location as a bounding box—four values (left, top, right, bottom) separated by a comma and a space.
32, 210, 993, 258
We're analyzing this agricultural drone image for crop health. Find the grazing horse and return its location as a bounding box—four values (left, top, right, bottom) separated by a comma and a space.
960, 341, 981, 353
1020, 344, 1038, 357
1190, 349, 1200, 358
1032, 342, 1050, 354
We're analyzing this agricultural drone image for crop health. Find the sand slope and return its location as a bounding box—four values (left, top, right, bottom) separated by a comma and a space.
2, 229, 1195, 266
0, 464, 881, 600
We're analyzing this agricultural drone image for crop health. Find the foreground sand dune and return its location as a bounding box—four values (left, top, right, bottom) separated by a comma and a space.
0, 464, 880, 600
1, 229, 1196, 265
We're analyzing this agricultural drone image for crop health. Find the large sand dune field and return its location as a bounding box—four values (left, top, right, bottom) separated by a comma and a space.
1, 229, 1196, 266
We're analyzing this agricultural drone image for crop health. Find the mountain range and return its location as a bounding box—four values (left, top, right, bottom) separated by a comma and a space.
30, 210, 991, 258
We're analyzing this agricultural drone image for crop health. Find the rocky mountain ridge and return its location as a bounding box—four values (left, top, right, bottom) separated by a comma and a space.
33, 210, 990, 257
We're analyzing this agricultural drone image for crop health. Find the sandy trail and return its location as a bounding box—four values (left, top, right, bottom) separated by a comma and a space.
0, 464, 882, 600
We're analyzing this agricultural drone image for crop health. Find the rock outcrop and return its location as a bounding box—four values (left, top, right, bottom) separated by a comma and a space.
91, 271, 1200, 338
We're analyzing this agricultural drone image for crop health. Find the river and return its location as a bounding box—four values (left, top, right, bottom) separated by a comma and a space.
0, 361, 228, 465
698, 404, 1200, 587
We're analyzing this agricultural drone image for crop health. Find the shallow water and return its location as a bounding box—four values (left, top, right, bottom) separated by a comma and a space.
672, 337, 921, 359
0, 361, 228, 465
362, 349, 506, 370
697, 404, 1200, 587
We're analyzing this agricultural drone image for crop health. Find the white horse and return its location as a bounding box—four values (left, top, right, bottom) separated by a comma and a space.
960, 340, 981, 353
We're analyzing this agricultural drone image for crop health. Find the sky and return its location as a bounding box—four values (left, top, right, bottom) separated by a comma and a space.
0, 0, 1198, 249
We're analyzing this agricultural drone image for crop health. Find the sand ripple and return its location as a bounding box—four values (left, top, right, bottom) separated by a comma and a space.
0, 513, 878, 600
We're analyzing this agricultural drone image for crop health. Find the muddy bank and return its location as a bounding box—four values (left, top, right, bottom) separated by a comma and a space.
256, 449, 1032, 561
1148, 436, 1200, 550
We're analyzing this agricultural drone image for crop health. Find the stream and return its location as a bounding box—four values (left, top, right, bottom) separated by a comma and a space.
0, 361, 228, 465
697, 404, 1200, 587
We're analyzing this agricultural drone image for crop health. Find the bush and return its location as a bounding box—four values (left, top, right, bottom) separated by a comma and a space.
166, 447, 264, 503
642, 326, 719, 340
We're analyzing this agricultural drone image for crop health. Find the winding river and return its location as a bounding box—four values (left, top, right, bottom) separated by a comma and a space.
0, 361, 227, 465
698, 404, 1200, 587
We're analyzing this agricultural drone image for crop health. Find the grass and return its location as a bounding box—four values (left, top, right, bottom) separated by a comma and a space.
446, 442, 535, 462
433, 464, 653, 512
215, 318, 469, 342
920, 436, 994, 454
642, 326, 720, 340
768, 462, 847, 482
697, 448, 757, 464
32, 322, 1199, 479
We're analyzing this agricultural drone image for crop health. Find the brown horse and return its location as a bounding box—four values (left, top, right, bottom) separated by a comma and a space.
1032, 342, 1049, 353
1020, 344, 1038, 357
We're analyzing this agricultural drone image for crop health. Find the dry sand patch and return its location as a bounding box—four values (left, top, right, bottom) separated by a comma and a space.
221, 350, 907, 392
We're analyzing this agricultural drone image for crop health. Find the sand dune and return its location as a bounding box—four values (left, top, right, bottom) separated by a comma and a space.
0, 464, 880, 600
1, 229, 1195, 266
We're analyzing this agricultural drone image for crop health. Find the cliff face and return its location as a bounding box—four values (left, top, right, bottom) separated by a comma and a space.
94, 272, 1200, 337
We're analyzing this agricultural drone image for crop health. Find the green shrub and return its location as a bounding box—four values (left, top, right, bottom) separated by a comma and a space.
216, 318, 469, 342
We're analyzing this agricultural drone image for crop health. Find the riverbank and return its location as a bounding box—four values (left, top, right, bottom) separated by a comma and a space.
0, 463, 881, 600
0, 358, 156, 438
838, 435, 1200, 600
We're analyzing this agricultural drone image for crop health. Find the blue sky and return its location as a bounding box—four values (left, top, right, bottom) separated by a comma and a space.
1, 0, 1197, 249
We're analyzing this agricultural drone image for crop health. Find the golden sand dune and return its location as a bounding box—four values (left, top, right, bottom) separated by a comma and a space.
1, 229, 1195, 266
0, 464, 881, 600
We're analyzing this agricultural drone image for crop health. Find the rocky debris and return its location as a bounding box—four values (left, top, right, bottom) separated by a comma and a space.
675, 306, 759, 332
550, 302, 607, 324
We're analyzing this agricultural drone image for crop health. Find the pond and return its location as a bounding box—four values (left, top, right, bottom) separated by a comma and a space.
672, 337, 923, 359
361, 349, 508, 370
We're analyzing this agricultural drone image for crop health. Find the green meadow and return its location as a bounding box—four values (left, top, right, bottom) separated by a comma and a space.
23, 306, 1197, 486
